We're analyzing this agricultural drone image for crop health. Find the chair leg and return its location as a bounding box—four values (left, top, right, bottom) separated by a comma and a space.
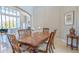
53, 43, 55, 49
49, 47, 51, 53
48, 45, 51, 53
48, 45, 54, 53
51, 46, 54, 53
76, 38, 78, 50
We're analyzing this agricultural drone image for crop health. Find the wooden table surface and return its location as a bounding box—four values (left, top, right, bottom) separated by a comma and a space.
18, 32, 49, 47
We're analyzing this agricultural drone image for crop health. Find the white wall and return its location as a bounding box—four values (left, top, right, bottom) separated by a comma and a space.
76, 7, 79, 35
60, 7, 77, 39
33, 6, 61, 37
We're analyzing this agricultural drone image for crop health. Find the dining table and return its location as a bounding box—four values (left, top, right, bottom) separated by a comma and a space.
18, 32, 49, 53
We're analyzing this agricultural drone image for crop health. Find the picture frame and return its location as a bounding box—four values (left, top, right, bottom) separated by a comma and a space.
65, 11, 74, 25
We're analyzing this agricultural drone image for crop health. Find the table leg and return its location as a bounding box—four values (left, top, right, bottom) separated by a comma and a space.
29, 47, 37, 53
33, 48, 37, 53
76, 38, 78, 50
71, 38, 73, 50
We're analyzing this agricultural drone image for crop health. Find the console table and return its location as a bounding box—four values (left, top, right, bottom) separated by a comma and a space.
66, 34, 78, 50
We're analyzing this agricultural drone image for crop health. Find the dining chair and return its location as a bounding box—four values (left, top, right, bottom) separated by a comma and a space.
18, 29, 26, 39
7, 34, 21, 53
51, 30, 56, 49
43, 28, 49, 34
37, 30, 56, 53
7, 34, 29, 53
18, 29, 32, 53
43, 28, 49, 43
26, 28, 32, 36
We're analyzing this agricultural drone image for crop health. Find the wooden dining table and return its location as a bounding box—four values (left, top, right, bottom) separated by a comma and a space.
18, 32, 49, 52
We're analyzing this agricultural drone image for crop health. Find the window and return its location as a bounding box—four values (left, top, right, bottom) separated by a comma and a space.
0, 15, 1, 29
6, 16, 9, 28
0, 6, 20, 29
2, 15, 6, 29
25, 14, 31, 28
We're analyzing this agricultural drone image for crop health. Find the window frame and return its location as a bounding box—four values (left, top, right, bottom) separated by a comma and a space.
0, 6, 21, 29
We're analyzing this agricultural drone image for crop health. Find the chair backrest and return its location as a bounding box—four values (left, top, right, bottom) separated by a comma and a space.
18, 29, 26, 39
43, 28, 49, 34
7, 34, 21, 53
53, 30, 56, 39
26, 28, 32, 36
46, 30, 56, 52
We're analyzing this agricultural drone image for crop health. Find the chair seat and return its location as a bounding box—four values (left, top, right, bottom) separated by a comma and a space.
37, 43, 47, 52
44, 40, 48, 44
20, 45, 28, 51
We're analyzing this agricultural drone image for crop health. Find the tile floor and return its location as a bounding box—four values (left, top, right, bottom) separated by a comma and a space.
0, 35, 79, 53
54, 38, 79, 53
